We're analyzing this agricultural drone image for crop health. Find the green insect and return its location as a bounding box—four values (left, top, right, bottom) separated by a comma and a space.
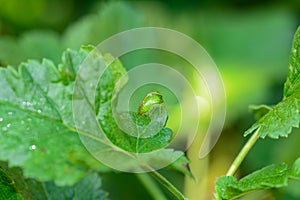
137, 92, 164, 115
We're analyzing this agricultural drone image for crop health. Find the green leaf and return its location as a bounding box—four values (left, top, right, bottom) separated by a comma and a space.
0, 46, 108, 186
215, 163, 292, 200
95, 55, 174, 153
0, 162, 108, 200
0, 161, 55, 200
0, 162, 24, 200
290, 157, 300, 180
284, 26, 300, 97
0, 44, 184, 184
43, 172, 108, 200
245, 27, 300, 138
245, 96, 299, 138
98, 97, 173, 153
248, 104, 272, 120
115, 107, 168, 139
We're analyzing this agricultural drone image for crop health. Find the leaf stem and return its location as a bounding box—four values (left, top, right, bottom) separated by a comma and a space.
150, 169, 187, 200
136, 173, 168, 200
226, 128, 260, 176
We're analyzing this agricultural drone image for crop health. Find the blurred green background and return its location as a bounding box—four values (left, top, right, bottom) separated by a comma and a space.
0, 0, 299, 199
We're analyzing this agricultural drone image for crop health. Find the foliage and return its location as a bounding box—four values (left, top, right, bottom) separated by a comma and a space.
0, 1, 299, 199
0, 162, 107, 200
0, 45, 190, 198
216, 160, 300, 200
0, 47, 108, 186
244, 26, 300, 139
215, 27, 300, 200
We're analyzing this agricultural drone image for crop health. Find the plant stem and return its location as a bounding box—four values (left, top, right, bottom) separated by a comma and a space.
136, 173, 168, 200
150, 170, 187, 200
226, 128, 260, 176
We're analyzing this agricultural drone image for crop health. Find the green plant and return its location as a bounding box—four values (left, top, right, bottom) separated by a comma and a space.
0, 10, 299, 199
214, 27, 300, 199
0, 43, 192, 199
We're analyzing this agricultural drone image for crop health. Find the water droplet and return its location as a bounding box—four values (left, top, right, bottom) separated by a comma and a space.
21, 120, 25, 125
37, 109, 42, 113
293, 49, 297, 54
6, 123, 11, 128
8, 112, 13, 115
29, 145, 37, 150
22, 101, 33, 106
27, 118, 32, 122
0, 118, 3, 122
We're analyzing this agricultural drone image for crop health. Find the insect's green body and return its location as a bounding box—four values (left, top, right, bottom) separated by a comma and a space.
138, 92, 163, 115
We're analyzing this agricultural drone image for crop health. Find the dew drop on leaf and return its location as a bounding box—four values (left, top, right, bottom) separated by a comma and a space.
0, 118, 3, 122
29, 145, 37, 150
22, 101, 33, 107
